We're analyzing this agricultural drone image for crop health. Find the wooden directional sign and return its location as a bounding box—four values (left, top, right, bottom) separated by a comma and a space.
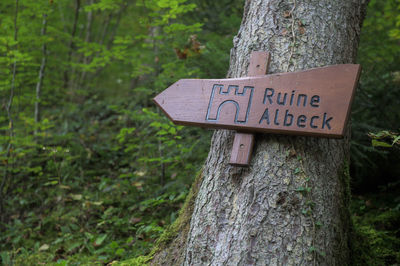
154, 64, 361, 138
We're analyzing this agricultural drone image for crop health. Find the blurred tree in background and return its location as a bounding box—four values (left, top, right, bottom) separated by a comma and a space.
0, 0, 399, 264
352, 0, 400, 192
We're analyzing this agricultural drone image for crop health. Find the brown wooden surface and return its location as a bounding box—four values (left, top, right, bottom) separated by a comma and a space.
229, 51, 271, 166
247, 51, 271, 77
154, 64, 361, 138
229, 133, 255, 166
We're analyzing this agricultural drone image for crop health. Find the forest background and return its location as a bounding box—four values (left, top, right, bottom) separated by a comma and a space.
0, 0, 399, 265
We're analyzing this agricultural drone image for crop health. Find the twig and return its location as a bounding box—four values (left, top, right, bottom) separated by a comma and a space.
78, 0, 94, 89
63, 0, 81, 90
286, 0, 297, 72
35, 14, 48, 136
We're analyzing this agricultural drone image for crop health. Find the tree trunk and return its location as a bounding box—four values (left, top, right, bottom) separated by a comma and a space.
151, 0, 369, 265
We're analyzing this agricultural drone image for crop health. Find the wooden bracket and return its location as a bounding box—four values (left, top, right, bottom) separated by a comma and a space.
229, 51, 271, 166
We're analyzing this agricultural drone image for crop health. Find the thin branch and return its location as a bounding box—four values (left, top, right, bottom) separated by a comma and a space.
83, 0, 93, 44
58, 0, 67, 33
35, 14, 48, 136
151, 25, 165, 185
99, 13, 112, 46
79, 0, 94, 89
90, 3, 126, 81
106, 3, 124, 50
286, 0, 297, 72
63, 0, 81, 89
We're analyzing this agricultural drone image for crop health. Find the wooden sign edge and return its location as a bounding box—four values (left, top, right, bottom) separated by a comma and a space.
159, 120, 344, 138
162, 64, 359, 83
339, 64, 362, 137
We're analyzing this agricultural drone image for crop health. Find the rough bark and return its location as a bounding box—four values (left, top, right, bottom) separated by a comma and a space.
152, 0, 368, 265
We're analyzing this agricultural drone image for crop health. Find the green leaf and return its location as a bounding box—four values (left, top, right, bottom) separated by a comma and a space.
39, 244, 49, 251
44, 180, 58, 186
392, 135, 400, 145
67, 242, 81, 252
116, 248, 125, 256
55, 261, 68, 266
371, 139, 392, 148
70, 194, 83, 200
85, 232, 94, 240
125, 237, 134, 244
95, 234, 108, 246
0, 252, 11, 266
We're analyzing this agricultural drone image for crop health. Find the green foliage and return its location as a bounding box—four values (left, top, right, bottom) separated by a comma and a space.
351, 184, 400, 265
0, 0, 399, 264
352, 0, 400, 191
0, 0, 241, 264
369, 130, 400, 148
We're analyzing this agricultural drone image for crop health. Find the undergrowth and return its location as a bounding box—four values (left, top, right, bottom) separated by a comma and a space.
351, 182, 400, 265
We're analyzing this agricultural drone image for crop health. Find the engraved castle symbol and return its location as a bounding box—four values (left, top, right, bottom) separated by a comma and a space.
206, 84, 254, 124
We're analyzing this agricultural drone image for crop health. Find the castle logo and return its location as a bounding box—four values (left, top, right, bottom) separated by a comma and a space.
206, 84, 254, 124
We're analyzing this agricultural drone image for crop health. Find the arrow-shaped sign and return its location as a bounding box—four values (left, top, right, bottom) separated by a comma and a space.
154, 64, 361, 138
